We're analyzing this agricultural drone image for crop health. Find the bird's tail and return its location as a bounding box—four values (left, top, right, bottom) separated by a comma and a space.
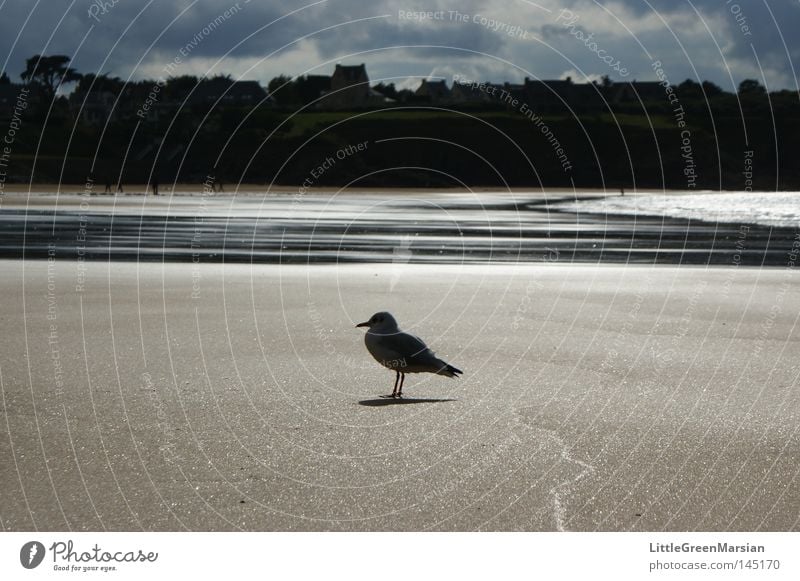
437, 363, 463, 378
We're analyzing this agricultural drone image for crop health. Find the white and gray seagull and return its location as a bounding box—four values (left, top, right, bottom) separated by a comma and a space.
356, 312, 462, 398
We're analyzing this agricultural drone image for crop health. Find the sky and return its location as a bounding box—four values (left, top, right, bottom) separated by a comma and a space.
0, 0, 798, 93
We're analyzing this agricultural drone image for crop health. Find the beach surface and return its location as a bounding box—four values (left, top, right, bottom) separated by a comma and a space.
1, 260, 798, 531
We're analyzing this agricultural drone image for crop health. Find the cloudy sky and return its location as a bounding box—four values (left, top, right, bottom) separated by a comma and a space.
1, 0, 798, 92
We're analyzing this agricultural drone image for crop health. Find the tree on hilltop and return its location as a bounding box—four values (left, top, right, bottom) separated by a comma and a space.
21, 54, 82, 99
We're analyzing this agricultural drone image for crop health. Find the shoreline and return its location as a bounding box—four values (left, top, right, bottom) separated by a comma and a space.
2, 189, 797, 267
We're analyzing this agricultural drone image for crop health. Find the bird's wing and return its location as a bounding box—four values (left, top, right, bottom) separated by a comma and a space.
377, 331, 437, 364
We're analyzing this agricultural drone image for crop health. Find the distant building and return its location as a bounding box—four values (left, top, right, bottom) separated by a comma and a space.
69, 89, 117, 125
570, 83, 606, 111
522, 77, 576, 110
501, 82, 526, 104
324, 64, 371, 109
450, 81, 492, 105
415, 79, 451, 102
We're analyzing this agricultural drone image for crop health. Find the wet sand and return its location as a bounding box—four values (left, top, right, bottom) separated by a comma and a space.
0, 184, 655, 195
1, 260, 798, 531
1, 191, 795, 265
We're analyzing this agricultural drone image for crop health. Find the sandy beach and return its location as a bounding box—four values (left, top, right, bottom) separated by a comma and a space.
1, 259, 798, 531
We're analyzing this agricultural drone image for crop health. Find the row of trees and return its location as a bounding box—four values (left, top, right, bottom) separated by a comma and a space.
0, 55, 81, 100
2, 55, 392, 108
1, 53, 797, 189
0, 54, 234, 100
1, 53, 779, 106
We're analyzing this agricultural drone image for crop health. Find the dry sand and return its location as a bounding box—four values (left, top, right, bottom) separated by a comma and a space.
1, 260, 798, 531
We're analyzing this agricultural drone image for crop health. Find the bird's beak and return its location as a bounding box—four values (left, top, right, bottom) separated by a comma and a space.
356, 321, 370, 328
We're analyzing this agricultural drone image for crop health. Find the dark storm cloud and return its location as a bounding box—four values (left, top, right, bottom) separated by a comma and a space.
583, 0, 800, 85
1, 1, 339, 80
0, 1, 504, 80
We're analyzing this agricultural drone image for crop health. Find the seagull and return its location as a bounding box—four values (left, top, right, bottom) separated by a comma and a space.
356, 312, 462, 398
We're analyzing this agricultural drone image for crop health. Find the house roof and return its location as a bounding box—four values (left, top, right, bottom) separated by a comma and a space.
332, 64, 368, 84
416, 79, 450, 98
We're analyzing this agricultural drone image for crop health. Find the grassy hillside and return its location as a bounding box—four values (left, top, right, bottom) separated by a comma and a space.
3, 99, 798, 190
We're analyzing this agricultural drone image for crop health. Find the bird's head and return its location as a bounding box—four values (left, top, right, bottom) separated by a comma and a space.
356, 311, 398, 331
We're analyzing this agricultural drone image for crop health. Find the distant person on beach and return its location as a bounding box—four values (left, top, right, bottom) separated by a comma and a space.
209, 176, 223, 193
117, 182, 124, 194
104, 177, 112, 194
150, 177, 159, 196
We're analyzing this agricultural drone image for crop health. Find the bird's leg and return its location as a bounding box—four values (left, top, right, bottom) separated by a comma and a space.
397, 373, 405, 398
391, 371, 400, 398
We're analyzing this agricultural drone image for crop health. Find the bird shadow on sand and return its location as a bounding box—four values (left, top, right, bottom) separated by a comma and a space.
358, 397, 458, 407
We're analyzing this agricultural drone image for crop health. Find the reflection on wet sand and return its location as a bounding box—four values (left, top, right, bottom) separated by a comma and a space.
0, 192, 795, 265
